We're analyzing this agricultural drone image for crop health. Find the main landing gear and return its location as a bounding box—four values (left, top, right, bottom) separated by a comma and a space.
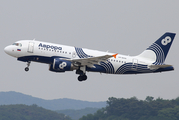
76, 66, 87, 82
78, 73, 87, 82
25, 61, 31, 72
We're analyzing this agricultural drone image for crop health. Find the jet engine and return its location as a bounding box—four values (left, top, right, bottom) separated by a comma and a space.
49, 58, 75, 72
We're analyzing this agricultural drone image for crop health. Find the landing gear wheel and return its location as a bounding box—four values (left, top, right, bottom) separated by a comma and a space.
78, 75, 87, 82
78, 76, 83, 82
25, 67, 29, 72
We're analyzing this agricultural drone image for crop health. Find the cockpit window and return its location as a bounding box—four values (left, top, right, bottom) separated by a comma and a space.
12, 43, 22, 47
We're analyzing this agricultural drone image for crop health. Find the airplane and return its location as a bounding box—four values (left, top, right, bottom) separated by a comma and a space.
4, 32, 175, 81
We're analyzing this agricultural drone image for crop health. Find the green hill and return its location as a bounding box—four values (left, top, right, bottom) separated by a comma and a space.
0, 91, 106, 110
0, 104, 72, 120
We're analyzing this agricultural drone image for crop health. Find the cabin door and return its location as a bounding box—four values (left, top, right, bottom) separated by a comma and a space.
27, 42, 34, 53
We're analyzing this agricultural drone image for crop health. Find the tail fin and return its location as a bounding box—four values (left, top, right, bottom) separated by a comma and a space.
138, 32, 176, 65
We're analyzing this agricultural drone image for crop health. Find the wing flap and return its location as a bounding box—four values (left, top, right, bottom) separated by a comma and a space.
62, 54, 118, 67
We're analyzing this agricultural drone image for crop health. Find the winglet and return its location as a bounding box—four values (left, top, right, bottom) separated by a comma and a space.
112, 53, 118, 58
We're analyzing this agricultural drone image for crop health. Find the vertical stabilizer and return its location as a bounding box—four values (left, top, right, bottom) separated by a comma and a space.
138, 32, 176, 65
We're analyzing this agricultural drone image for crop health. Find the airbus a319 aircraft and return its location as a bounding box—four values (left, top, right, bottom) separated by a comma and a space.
4, 32, 175, 81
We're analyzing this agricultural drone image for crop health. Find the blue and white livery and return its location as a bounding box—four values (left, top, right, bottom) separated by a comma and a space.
4, 32, 175, 81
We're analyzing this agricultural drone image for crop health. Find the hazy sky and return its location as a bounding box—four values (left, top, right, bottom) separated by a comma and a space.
1, 0, 179, 102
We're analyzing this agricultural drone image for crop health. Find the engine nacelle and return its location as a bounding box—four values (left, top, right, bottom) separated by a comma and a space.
49, 58, 74, 72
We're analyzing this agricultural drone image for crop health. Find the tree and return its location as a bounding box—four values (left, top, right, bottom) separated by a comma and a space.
80, 96, 179, 120
158, 106, 179, 120
145, 96, 154, 102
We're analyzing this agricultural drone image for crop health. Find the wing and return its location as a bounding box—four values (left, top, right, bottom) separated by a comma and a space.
62, 53, 118, 68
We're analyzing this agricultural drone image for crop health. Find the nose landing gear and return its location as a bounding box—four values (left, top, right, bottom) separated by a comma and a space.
25, 61, 31, 72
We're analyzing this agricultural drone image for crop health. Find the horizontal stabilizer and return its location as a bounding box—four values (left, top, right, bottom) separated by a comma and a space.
148, 64, 173, 70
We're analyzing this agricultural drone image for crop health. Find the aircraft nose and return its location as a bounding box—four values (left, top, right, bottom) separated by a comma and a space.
4, 46, 12, 55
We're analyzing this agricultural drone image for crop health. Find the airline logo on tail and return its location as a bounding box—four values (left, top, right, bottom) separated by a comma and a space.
145, 33, 175, 65
161, 36, 171, 46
